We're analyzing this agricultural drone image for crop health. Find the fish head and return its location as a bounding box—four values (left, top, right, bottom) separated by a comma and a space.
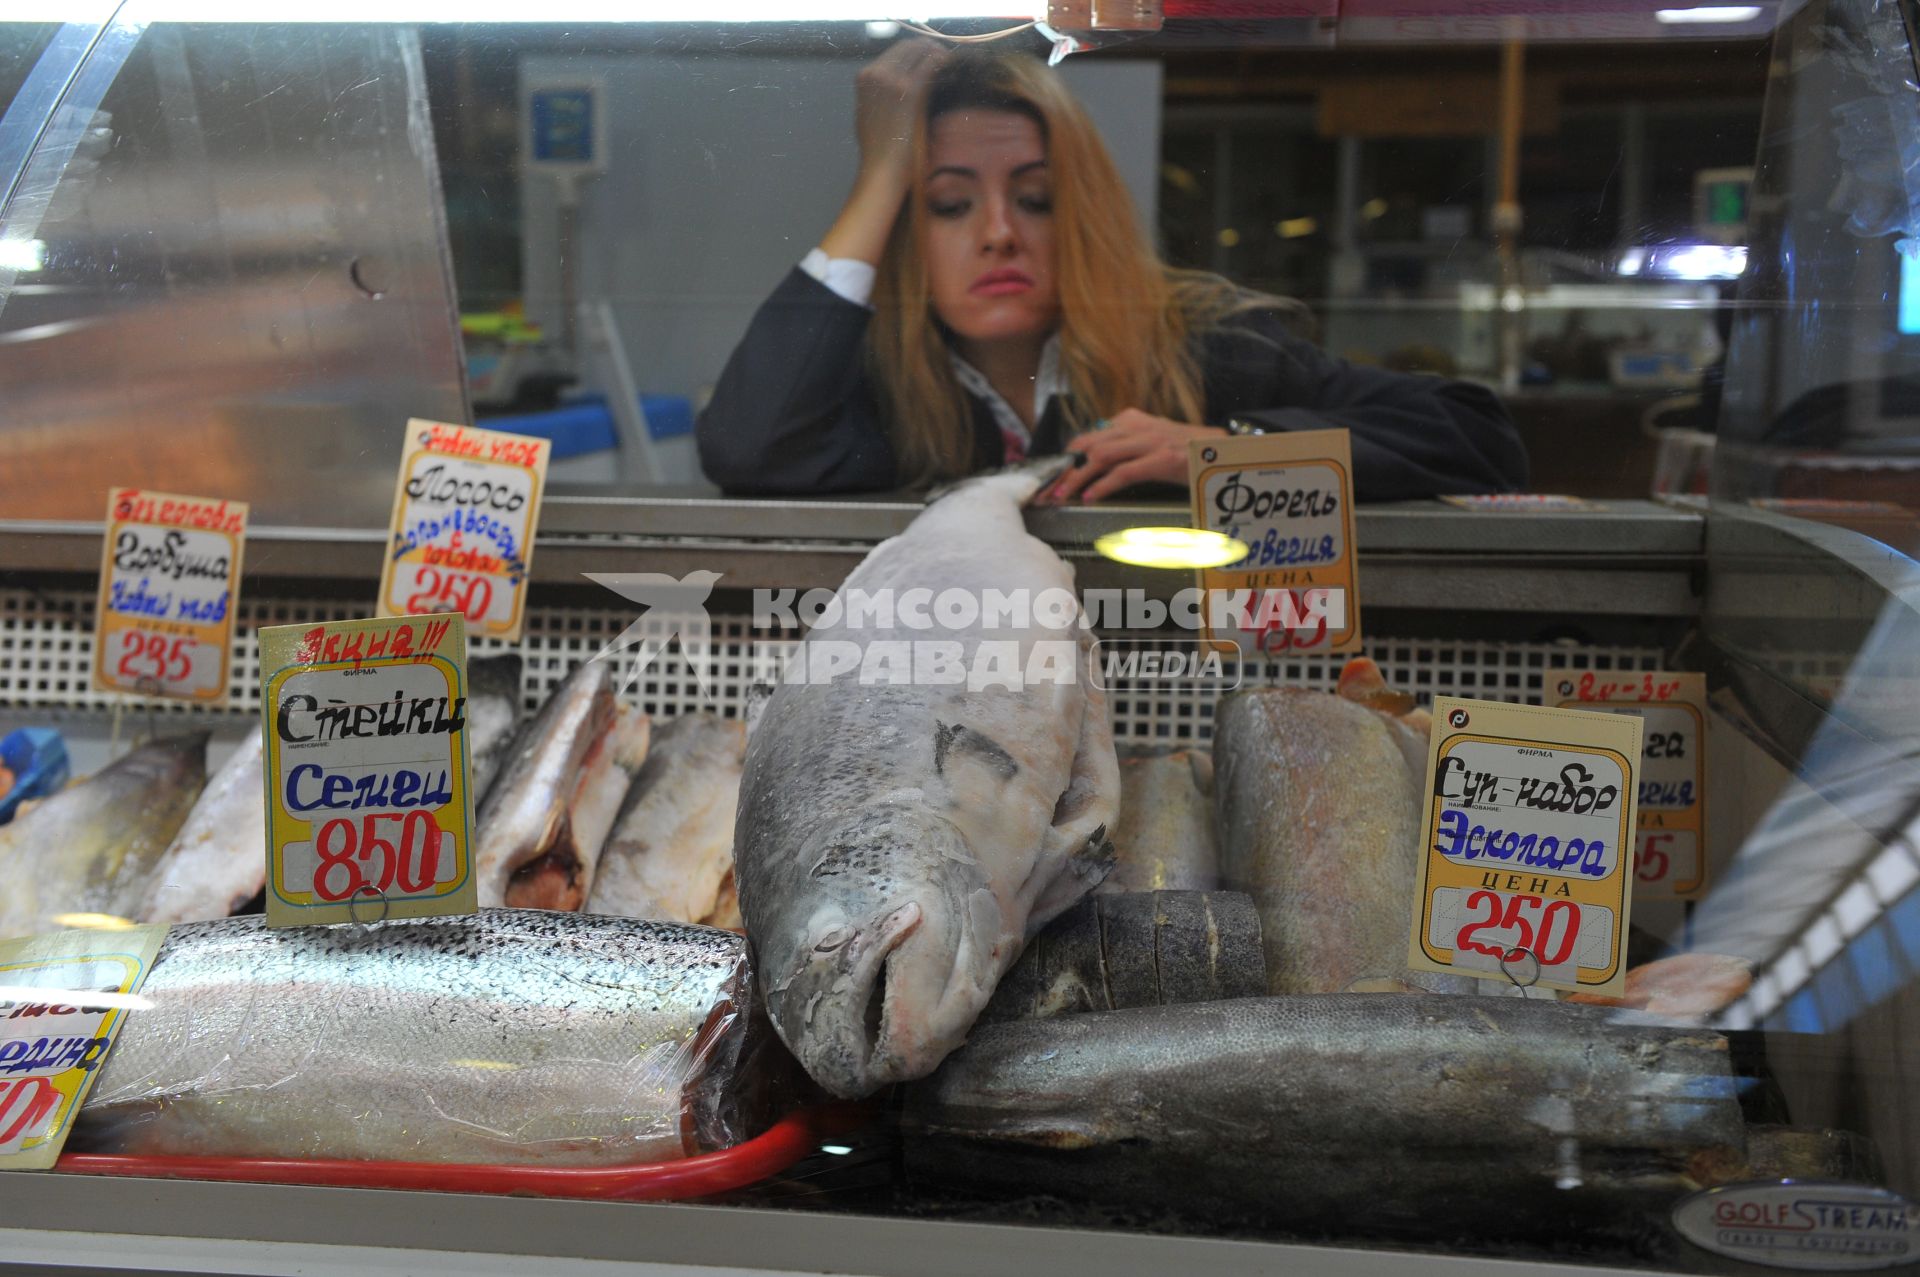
757, 810, 1007, 1099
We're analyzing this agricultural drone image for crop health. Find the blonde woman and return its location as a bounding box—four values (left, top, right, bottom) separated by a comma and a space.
696, 41, 1526, 502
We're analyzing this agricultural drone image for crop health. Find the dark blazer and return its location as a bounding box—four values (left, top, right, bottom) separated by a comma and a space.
697, 268, 1528, 500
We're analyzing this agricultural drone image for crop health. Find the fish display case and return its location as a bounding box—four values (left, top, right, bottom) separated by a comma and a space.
3, 2, 1920, 1277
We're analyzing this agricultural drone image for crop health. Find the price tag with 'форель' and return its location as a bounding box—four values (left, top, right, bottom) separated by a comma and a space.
1556, 670, 1709, 901
1407, 697, 1642, 998
1188, 429, 1361, 658
380, 419, 550, 643
92, 489, 248, 702
259, 613, 476, 928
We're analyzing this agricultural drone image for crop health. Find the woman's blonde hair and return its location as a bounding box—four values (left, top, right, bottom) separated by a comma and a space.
868, 50, 1250, 487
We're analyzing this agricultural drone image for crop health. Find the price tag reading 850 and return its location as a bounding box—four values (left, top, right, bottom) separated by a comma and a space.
259, 613, 476, 927
1187, 430, 1362, 657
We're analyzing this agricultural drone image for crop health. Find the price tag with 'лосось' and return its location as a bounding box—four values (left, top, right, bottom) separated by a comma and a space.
1407, 697, 1642, 998
1188, 429, 1361, 657
380, 419, 550, 643
1555, 671, 1709, 901
259, 613, 476, 927
92, 489, 247, 702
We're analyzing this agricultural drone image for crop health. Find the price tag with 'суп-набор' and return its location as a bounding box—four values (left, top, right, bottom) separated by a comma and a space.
380, 419, 550, 643
260, 613, 476, 928
1187, 429, 1361, 657
0, 924, 168, 1171
1556, 670, 1709, 901
92, 489, 248, 702
1407, 698, 1642, 998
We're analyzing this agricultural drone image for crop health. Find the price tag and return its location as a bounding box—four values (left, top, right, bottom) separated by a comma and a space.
1407, 697, 1641, 997
0, 924, 168, 1171
380, 419, 550, 644
1187, 429, 1361, 656
92, 489, 248, 702
260, 613, 476, 927
1555, 671, 1708, 900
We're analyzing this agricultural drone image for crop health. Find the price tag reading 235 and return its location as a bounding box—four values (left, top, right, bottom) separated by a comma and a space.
1407, 697, 1642, 997
259, 613, 477, 927
92, 489, 248, 702
380, 419, 550, 643
1188, 429, 1361, 656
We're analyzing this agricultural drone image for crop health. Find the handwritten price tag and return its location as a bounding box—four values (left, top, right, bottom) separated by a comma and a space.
1556, 670, 1709, 899
380, 419, 550, 643
92, 489, 247, 702
1407, 697, 1641, 996
0, 925, 168, 1171
259, 613, 477, 927
1188, 429, 1362, 656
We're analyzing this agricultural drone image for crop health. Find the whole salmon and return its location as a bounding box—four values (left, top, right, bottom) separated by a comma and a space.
78, 910, 751, 1165
474, 661, 650, 910
141, 727, 265, 925
0, 734, 206, 939
736, 459, 1119, 1099
587, 713, 745, 923
1214, 658, 1467, 994
904, 995, 1747, 1244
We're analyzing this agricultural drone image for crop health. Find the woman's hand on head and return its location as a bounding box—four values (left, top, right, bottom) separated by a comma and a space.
1044, 410, 1229, 503
853, 39, 949, 184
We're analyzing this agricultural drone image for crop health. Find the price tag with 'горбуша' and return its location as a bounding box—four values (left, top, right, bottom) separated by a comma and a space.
92, 489, 247, 703
1407, 697, 1642, 998
260, 613, 476, 928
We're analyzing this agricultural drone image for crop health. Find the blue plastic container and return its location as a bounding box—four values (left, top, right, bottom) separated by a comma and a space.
0, 727, 70, 825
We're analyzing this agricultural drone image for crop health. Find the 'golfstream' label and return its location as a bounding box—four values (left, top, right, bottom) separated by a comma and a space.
1556, 670, 1709, 900
260, 613, 476, 927
1408, 697, 1641, 997
1187, 428, 1361, 657
0, 926, 168, 1171
380, 419, 550, 643
92, 489, 248, 703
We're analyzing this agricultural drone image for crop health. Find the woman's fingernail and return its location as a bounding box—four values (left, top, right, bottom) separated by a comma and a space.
1068, 451, 1088, 468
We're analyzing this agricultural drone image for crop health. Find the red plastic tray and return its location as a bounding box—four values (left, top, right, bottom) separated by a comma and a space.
55, 1106, 845, 1201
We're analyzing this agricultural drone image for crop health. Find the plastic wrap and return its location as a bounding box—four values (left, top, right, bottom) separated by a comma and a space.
72, 910, 753, 1166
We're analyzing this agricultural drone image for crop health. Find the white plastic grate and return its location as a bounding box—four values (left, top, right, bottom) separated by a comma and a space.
0, 588, 1663, 740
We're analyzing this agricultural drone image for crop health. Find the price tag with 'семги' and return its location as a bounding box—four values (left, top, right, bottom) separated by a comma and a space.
1407, 697, 1642, 998
1187, 429, 1361, 657
0, 924, 169, 1171
1556, 670, 1709, 901
259, 613, 476, 927
92, 489, 248, 702
380, 419, 550, 643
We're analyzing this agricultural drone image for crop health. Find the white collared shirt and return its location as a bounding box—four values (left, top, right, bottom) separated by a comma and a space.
801, 248, 1069, 462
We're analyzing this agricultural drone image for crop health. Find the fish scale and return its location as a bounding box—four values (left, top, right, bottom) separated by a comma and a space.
77, 910, 750, 1166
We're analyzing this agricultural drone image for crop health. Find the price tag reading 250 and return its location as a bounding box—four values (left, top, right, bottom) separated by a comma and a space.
380, 419, 550, 643
259, 613, 477, 927
92, 489, 248, 702
1188, 429, 1361, 657
1407, 697, 1642, 997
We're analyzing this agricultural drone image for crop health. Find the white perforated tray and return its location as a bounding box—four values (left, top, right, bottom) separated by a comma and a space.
0, 588, 1666, 741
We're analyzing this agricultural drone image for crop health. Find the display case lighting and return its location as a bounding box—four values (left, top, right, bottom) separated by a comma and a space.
9, 1, 1042, 21
1655, 5, 1763, 21
1094, 526, 1248, 570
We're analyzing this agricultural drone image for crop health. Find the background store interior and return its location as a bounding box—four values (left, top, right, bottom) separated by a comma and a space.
421, 21, 1767, 497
